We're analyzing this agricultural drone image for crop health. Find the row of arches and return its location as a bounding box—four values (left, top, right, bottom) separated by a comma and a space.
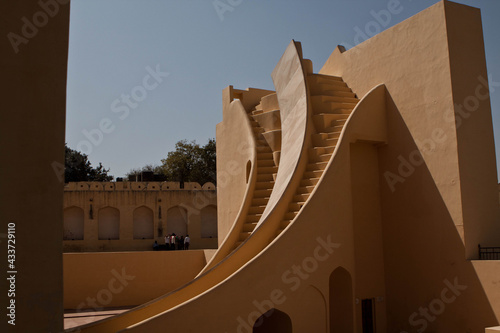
63, 205, 217, 240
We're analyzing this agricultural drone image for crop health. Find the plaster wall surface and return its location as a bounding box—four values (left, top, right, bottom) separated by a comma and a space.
216, 86, 256, 245
320, 1, 500, 257
63, 182, 218, 251
63, 250, 211, 310
57, 2, 500, 332
320, 2, 500, 331
0, 1, 70, 332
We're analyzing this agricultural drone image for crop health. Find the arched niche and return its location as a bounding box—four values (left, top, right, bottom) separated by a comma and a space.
330, 267, 354, 333
166, 206, 188, 236
63, 206, 84, 240
133, 206, 154, 239
98, 206, 120, 240
201, 205, 217, 238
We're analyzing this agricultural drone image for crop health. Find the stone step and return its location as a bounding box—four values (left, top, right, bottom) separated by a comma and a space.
297, 185, 315, 194
309, 146, 328, 157
311, 89, 356, 98
304, 170, 323, 179
313, 137, 339, 148
256, 145, 273, 153
247, 205, 266, 214
258, 159, 275, 167
254, 189, 273, 198
316, 95, 359, 104
257, 152, 274, 160
257, 166, 279, 174
246, 214, 261, 223
308, 149, 332, 162
281, 220, 292, 229
300, 178, 319, 187
261, 93, 279, 112
256, 173, 274, 182
294, 193, 310, 202
239, 232, 252, 241
255, 181, 273, 190
242, 222, 258, 232
308, 74, 343, 84
306, 162, 328, 171
313, 113, 349, 131
252, 197, 269, 206
252, 127, 265, 134
289, 202, 305, 211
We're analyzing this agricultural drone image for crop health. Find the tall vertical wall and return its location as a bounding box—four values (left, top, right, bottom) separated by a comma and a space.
320, 0, 500, 259
445, 1, 500, 258
0, 1, 70, 332
321, 1, 500, 330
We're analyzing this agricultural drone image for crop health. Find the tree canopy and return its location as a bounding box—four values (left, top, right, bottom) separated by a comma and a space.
65, 144, 113, 182
160, 139, 216, 185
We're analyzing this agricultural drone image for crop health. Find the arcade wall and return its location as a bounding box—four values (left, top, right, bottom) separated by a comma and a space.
63, 181, 218, 252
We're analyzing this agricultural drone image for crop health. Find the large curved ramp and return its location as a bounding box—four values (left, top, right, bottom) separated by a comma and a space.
69, 41, 387, 333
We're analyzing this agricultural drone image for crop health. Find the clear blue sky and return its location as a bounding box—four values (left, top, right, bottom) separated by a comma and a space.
66, 0, 500, 179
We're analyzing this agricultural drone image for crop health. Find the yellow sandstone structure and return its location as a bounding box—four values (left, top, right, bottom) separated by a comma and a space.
2, 1, 500, 332
63, 181, 217, 252
69, 2, 500, 332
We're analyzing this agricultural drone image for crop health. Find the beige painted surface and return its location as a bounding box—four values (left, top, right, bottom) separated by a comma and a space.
63, 251, 210, 309
215, 86, 257, 245
445, 0, 500, 259
318, 2, 500, 331
0, 2, 70, 333
320, 1, 500, 258
61, 2, 500, 332
63, 182, 218, 251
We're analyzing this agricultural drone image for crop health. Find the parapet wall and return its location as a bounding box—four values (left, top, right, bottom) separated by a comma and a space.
63, 250, 217, 310
64, 181, 216, 191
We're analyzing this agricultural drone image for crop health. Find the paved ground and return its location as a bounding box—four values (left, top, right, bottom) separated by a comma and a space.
64, 307, 133, 330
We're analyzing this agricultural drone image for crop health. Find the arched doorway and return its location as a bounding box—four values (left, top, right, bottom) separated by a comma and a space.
330, 267, 354, 333
253, 309, 292, 333
133, 206, 154, 239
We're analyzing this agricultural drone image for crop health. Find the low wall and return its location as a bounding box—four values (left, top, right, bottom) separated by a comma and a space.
473, 261, 500, 323
64, 250, 216, 310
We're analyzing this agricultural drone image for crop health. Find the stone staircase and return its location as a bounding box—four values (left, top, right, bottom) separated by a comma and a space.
232, 93, 282, 250
274, 72, 359, 237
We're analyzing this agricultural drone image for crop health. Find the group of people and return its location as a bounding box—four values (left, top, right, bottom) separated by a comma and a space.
165, 233, 190, 250
153, 234, 190, 251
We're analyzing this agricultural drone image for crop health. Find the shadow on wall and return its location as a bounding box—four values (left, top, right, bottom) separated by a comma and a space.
253, 308, 293, 333
378, 92, 498, 332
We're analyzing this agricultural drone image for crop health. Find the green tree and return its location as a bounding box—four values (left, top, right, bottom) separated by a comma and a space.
65, 144, 113, 182
160, 139, 216, 185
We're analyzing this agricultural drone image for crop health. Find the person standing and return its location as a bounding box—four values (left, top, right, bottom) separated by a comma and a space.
165, 234, 170, 250
170, 233, 176, 250
184, 235, 190, 250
